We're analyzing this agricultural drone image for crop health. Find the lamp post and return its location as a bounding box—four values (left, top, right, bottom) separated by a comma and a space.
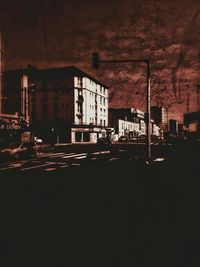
92, 53, 151, 161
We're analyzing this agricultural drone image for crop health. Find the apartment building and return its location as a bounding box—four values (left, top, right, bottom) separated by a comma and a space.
3, 66, 109, 143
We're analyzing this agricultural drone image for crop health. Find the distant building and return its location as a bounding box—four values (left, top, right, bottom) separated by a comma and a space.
169, 119, 178, 134
178, 123, 184, 134
151, 106, 167, 126
3, 66, 109, 143
109, 108, 144, 139
184, 111, 200, 133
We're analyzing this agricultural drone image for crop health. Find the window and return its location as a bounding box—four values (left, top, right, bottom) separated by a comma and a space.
78, 77, 82, 87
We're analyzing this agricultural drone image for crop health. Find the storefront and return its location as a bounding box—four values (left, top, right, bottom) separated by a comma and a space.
71, 125, 107, 143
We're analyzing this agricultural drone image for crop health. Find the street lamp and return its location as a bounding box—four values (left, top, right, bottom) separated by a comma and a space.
92, 52, 151, 161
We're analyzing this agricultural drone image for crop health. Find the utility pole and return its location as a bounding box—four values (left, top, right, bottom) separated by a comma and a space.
186, 91, 190, 113
0, 30, 2, 114
146, 61, 151, 160
92, 53, 151, 161
197, 85, 200, 111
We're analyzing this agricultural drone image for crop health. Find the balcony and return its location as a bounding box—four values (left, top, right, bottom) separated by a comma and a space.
76, 112, 83, 117
76, 95, 84, 103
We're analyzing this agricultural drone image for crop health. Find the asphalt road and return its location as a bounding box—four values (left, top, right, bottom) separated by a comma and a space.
0, 143, 200, 266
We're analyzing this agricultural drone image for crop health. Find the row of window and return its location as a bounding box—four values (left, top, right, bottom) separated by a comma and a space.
89, 117, 106, 126
89, 105, 106, 113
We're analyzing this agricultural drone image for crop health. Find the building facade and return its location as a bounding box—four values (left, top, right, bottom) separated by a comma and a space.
184, 111, 200, 133
151, 106, 167, 127
169, 119, 178, 134
109, 108, 160, 140
3, 66, 109, 143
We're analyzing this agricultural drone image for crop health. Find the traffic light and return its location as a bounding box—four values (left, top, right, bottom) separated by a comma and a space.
92, 52, 99, 69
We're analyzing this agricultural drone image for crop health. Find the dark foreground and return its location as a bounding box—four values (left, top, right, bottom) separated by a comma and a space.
1, 143, 200, 267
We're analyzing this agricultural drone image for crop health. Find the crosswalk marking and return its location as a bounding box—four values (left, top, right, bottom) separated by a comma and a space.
21, 162, 55, 171
74, 155, 87, 159
60, 165, 69, 168
93, 151, 110, 155
48, 152, 75, 158
0, 164, 22, 171
71, 163, 80, 166
62, 153, 87, 159
38, 152, 65, 158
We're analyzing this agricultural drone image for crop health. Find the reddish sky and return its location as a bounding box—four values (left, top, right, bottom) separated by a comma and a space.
1, 0, 200, 122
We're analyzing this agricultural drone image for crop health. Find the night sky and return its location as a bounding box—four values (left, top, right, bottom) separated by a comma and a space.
1, 0, 200, 122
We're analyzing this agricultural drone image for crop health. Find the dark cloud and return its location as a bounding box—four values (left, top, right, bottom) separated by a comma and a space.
1, 0, 200, 121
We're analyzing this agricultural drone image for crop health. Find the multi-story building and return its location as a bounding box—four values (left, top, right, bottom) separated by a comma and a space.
109, 108, 160, 140
2, 66, 109, 143
184, 111, 200, 133
151, 106, 167, 126
169, 119, 178, 134
109, 108, 146, 139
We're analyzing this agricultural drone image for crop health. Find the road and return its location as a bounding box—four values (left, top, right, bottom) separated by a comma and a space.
1, 142, 200, 267
0, 142, 171, 174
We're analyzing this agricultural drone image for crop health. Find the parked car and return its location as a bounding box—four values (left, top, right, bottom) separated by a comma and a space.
129, 137, 138, 142
0, 141, 39, 160
97, 137, 112, 146
118, 136, 129, 142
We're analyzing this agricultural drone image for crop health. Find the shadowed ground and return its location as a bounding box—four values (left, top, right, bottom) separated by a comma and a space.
0, 143, 200, 267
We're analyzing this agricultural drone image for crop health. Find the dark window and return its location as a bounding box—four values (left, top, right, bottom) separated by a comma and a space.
75, 132, 82, 142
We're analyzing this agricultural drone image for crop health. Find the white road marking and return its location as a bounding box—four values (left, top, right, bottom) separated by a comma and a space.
9, 163, 22, 167
21, 162, 55, 171
71, 163, 80, 166
45, 167, 56, 171
153, 158, 165, 162
62, 153, 87, 159
48, 152, 75, 158
92, 151, 110, 155
74, 156, 87, 159
109, 158, 118, 161
38, 152, 65, 158
0, 164, 22, 171
60, 165, 69, 168
0, 160, 25, 168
